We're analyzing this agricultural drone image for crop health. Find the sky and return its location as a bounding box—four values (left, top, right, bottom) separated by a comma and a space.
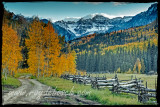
3, 2, 156, 22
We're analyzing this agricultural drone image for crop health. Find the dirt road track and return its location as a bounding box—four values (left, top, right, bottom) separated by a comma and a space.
2, 78, 101, 105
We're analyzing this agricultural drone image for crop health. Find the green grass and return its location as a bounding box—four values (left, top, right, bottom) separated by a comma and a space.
30, 75, 37, 79
43, 102, 51, 105
2, 76, 21, 88
1, 72, 156, 105
14, 72, 32, 78
37, 77, 142, 105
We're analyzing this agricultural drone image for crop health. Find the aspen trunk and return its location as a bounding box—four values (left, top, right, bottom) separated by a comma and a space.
4, 68, 7, 80
46, 46, 50, 76
37, 47, 41, 78
43, 63, 45, 78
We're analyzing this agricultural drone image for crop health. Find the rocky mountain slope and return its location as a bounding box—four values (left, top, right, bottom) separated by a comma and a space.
53, 3, 157, 41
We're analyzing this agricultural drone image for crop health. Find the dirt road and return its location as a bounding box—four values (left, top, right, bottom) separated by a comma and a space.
2, 78, 101, 105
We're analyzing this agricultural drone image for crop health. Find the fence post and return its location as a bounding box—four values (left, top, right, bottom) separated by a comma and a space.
83, 77, 86, 85
155, 78, 157, 90
131, 75, 133, 80
95, 77, 99, 89
138, 81, 149, 103
116, 76, 119, 93
91, 79, 93, 88
137, 77, 142, 103
112, 74, 118, 93
112, 81, 115, 93
146, 81, 147, 88
105, 75, 106, 80
142, 81, 149, 103
72, 75, 75, 83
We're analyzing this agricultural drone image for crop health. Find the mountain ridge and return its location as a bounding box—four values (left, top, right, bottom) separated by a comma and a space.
53, 3, 157, 41
8, 3, 158, 42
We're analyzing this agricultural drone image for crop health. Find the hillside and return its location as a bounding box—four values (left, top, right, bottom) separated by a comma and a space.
2, 6, 158, 75
2, 9, 66, 71
66, 19, 158, 74
3, 3, 157, 42
53, 3, 157, 41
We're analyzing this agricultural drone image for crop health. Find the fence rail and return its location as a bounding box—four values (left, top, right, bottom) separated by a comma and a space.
60, 74, 157, 104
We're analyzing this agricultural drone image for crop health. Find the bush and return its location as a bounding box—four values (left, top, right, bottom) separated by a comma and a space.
116, 67, 121, 73
126, 68, 132, 74
30, 75, 36, 79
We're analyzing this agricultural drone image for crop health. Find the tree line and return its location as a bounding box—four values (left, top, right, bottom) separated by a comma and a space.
70, 19, 158, 74
2, 9, 77, 79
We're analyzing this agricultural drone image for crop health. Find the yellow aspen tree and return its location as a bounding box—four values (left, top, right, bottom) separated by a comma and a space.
116, 67, 121, 73
26, 17, 44, 77
56, 54, 67, 77
66, 50, 77, 75
133, 63, 137, 74
137, 58, 142, 74
55, 56, 63, 77
2, 24, 22, 78
27, 49, 38, 76
42, 49, 48, 77
43, 21, 61, 77
133, 58, 141, 74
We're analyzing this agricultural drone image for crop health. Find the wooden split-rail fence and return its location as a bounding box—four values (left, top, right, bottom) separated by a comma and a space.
60, 74, 157, 104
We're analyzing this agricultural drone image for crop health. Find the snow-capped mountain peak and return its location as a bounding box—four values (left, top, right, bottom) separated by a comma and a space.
82, 14, 96, 20
82, 13, 117, 20
53, 3, 157, 41
63, 17, 80, 22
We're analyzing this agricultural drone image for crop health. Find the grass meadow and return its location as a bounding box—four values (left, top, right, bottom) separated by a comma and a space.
89, 73, 157, 89
2, 76, 21, 89
2, 73, 157, 105
37, 73, 157, 105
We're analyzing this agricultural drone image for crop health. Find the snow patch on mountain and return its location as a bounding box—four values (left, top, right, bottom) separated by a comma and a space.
67, 24, 81, 37
123, 16, 133, 22
82, 13, 117, 20
53, 3, 157, 41
63, 17, 80, 22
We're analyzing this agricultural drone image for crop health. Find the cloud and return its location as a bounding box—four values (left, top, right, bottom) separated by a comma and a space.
73, 2, 103, 5
72, 2, 79, 4
85, 2, 103, 5
65, 16, 81, 19
51, 19, 57, 23
97, 13, 118, 19
86, 13, 118, 19
112, 2, 128, 6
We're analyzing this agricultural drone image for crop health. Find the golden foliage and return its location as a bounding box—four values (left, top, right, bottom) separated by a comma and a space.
25, 19, 77, 77
133, 58, 142, 74
2, 24, 22, 76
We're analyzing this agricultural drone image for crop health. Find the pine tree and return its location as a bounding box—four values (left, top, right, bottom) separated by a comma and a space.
141, 58, 145, 74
